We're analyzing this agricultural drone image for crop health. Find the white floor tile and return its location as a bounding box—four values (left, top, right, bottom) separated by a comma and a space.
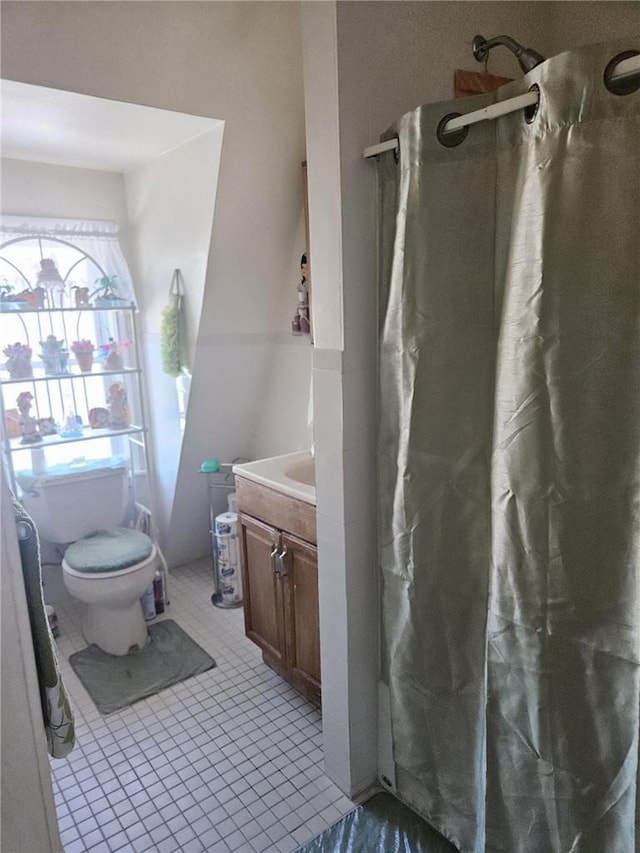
50, 559, 353, 851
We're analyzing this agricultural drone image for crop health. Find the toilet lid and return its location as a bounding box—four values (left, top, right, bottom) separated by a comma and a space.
64, 528, 154, 573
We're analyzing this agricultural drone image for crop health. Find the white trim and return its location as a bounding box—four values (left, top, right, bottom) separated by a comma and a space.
1, 214, 120, 237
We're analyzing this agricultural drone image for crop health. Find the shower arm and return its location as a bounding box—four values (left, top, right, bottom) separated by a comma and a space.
472, 34, 546, 74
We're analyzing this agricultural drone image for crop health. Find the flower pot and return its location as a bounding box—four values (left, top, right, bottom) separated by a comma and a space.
75, 351, 94, 373
6, 355, 33, 379
105, 351, 124, 371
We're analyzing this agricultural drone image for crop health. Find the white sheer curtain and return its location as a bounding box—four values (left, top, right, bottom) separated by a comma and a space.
0, 215, 137, 306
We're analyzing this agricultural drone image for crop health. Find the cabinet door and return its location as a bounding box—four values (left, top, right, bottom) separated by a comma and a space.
238, 513, 285, 667
280, 531, 321, 702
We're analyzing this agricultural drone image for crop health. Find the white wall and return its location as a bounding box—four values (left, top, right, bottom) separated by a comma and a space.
248, 210, 314, 460
545, 2, 640, 55
126, 127, 223, 361
1, 157, 129, 234
124, 125, 223, 558
1, 1, 310, 569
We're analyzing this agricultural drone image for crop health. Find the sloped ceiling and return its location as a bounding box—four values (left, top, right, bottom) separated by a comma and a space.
1, 79, 221, 172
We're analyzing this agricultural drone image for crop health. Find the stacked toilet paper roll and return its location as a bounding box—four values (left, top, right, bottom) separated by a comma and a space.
214, 512, 242, 605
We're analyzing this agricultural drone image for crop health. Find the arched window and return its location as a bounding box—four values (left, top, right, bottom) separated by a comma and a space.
1, 219, 139, 471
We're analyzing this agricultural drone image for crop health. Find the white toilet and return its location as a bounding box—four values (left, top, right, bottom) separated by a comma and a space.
21, 464, 157, 656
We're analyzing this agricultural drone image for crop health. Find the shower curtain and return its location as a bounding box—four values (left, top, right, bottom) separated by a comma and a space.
378, 39, 640, 853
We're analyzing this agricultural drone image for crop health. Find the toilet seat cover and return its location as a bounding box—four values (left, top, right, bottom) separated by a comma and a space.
64, 528, 154, 573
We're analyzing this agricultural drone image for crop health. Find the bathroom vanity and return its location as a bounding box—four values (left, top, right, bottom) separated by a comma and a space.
233, 453, 320, 706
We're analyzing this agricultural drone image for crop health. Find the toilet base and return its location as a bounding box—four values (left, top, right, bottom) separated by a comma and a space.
83, 600, 149, 656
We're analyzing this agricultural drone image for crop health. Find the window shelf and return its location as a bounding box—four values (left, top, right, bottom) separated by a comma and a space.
2, 301, 149, 493
7, 425, 145, 452
0, 303, 136, 315
1, 232, 152, 519
1, 367, 141, 385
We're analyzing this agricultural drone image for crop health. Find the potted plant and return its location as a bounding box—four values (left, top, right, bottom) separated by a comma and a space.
3, 342, 33, 378
71, 339, 95, 373
92, 275, 127, 307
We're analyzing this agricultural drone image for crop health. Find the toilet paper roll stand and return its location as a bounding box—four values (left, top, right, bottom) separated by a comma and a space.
200, 458, 246, 609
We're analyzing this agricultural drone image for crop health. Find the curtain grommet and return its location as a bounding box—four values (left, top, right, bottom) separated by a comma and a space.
604, 50, 640, 96
524, 84, 541, 124
437, 113, 468, 148
392, 135, 400, 163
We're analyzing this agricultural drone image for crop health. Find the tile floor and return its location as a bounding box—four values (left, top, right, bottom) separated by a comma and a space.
48, 559, 354, 852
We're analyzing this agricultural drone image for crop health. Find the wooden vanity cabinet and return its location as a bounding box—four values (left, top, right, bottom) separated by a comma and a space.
239, 514, 286, 671
281, 531, 321, 699
236, 477, 320, 706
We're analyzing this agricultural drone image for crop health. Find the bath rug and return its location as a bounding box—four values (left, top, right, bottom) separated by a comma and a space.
69, 619, 215, 715
295, 791, 458, 853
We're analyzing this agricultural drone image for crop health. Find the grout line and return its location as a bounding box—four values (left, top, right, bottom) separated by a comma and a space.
50, 559, 352, 853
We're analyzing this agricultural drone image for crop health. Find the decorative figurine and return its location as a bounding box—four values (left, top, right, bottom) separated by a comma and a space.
60, 412, 83, 438
40, 335, 69, 375
107, 382, 130, 429
37, 417, 58, 436
17, 391, 42, 444
99, 338, 129, 371
37, 259, 65, 306
17, 287, 46, 309
33, 286, 46, 308
301, 252, 310, 285
4, 408, 21, 439
292, 252, 311, 336
88, 407, 110, 429
3, 342, 33, 378
72, 286, 91, 308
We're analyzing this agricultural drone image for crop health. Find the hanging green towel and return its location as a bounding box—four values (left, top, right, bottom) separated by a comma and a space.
160, 269, 188, 377
12, 499, 75, 758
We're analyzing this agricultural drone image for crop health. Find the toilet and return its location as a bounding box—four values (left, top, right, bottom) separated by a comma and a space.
20, 464, 157, 656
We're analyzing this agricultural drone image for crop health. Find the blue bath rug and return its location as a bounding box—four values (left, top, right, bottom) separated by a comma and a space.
69, 619, 216, 715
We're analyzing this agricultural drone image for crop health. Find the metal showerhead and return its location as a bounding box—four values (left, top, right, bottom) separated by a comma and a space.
472, 34, 546, 74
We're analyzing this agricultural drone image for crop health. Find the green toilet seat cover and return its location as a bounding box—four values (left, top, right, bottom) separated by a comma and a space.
65, 528, 154, 574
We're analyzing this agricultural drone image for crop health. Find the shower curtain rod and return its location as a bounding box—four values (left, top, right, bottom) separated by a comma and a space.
363, 52, 640, 159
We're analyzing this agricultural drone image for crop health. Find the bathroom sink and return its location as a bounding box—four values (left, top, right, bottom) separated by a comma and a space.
284, 457, 315, 487
233, 451, 315, 505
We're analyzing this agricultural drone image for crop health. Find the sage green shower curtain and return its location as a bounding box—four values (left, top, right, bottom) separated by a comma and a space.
378, 39, 640, 853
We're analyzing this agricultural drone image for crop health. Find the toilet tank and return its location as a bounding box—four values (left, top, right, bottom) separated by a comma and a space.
19, 464, 129, 544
